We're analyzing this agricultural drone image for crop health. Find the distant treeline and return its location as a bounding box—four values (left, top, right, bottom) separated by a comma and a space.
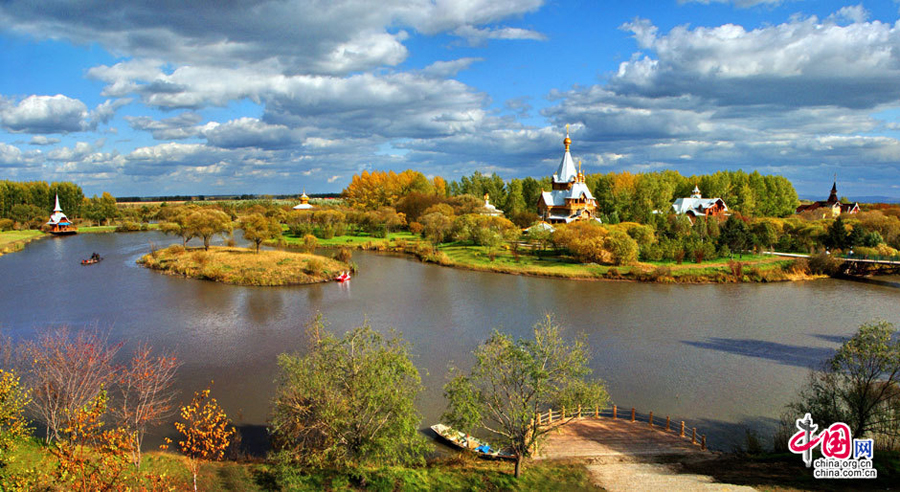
448, 169, 800, 223
117, 193, 341, 203
0, 180, 84, 222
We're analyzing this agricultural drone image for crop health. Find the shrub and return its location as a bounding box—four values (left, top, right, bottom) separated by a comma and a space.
650, 266, 672, 281
115, 221, 141, 232
408, 222, 424, 235
791, 258, 809, 274
334, 247, 352, 263
192, 251, 209, 266
606, 267, 619, 279
808, 252, 843, 276
674, 249, 685, 265
303, 234, 318, 254
168, 245, 186, 255
605, 230, 639, 266
728, 260, 744, 279
0, 219, 14, 231
304, 258, 324, 276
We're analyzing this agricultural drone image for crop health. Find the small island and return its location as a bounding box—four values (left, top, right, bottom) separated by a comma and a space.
138, 245, 349, 286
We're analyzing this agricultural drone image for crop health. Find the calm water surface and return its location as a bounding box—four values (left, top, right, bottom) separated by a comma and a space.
1, 231, 898, 450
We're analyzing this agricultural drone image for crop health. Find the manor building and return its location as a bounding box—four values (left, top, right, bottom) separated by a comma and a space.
537, 129, 599, 224
671, 186, 728, 218
795, 181, 859, 216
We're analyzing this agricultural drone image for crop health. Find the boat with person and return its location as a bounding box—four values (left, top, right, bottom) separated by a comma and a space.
81, 252, 102, 265
430, 423, 516, 461
334, 271, 351, 282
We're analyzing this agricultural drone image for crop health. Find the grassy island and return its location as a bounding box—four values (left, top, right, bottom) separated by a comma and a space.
138, 245, 349, 286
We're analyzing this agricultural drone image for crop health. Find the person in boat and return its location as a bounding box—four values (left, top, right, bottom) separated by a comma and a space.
91, 252, 99, 260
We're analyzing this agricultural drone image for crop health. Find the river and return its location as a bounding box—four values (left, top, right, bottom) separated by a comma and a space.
1, 231, 898, 451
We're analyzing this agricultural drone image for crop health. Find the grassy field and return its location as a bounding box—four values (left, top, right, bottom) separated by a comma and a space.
0, 229, 45, 256
3, 438, 601, 491
138, 245, 350, 286
78, 225, 117, 233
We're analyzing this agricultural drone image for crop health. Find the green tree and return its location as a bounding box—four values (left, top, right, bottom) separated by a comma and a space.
271, 316, 427, 467
787, 320, 900, 441
184, 208, 232, 251
241, 213, 282, 253
825, 216, 849, 251
443, 315, 609, 478
718, 215, 751, 258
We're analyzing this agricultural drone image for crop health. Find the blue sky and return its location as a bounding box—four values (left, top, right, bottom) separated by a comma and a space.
2, 1, 900, 200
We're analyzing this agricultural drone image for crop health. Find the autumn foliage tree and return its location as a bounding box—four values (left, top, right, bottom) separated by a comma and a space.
0, 369, 30, 468
342, 170, 442, 210
21, 326, 121, 442
241, 213, 282, 253
184, 208, 233, 251
175, 385, 235, 492
112, 343, 180, 467
51, 390, 136, 491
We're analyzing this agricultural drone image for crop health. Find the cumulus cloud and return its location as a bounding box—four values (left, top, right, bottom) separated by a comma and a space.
0, 0, 545, 76
126, 112, 203, 140
29, 135, 60, 145
0, 94, 89, 133
0, 142, 28, 167
199, 118, 297, 149
614, 13, 900, 109
420, 58, 483, 77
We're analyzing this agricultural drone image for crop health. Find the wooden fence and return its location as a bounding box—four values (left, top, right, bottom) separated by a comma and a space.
531, 404, 707, 451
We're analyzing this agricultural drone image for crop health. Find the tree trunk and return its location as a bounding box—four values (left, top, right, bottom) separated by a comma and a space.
514, 455, 523, 478
193, 471, 198, 492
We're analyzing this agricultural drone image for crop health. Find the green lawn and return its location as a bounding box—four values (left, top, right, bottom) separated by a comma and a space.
0, 229, 44, 247
78, 225, 117, 233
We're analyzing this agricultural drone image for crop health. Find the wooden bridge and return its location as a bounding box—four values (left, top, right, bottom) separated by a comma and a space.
532, 406, 756, 491
765, 251, 900, 276
532, 405, 708, 459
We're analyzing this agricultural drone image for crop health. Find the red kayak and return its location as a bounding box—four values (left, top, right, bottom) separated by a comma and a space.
334, 272, 351, 282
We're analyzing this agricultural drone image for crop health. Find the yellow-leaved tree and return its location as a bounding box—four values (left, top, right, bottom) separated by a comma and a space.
174, 385, 235, 492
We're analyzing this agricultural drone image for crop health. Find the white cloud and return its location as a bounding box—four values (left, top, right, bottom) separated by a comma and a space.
453, 25, 547, 46
420, 58, 483, 78
200, 118, 297, 149
29, 135, 60, 145
0, 94, 89, 133
327, 175, 342, 183
126, 112, 203, 140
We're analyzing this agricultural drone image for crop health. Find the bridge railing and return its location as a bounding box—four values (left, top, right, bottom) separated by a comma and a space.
844, 253, 900, 263
532, 404, 707, 451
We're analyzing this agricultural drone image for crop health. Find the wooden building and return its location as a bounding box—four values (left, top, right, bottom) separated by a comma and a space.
671, 186, 728, 219
46, 194, 76, 235
537, 128, 599, 224
795, 181, 859, 217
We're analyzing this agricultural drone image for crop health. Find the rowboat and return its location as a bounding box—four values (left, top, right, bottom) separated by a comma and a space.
81, 254, 102, 265
334, 271, 351, 282
430, 423, 516, 461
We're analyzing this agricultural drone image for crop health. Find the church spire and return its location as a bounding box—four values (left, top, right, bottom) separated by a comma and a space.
563, 124, 571, 153
828, 175, 838, 203
53, 194, 62, 212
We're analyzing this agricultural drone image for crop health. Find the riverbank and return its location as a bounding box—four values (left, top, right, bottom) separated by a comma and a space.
278, 231, 812, 284
0, 229, 45, 257
138, 245, 349, 286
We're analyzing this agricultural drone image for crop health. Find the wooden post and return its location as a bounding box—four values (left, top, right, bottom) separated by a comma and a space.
631, 407, 635, 422
562, 406, 566, 420
665, 416, 670, 431
577, 404, 582, 419
549, 408, 553, 423
648, 411, 653, 427
701, 435, 707, 451
594, 405, 599, 418
680, 421, 685, 437
692, 428, 697, 445
613, 405, 617, 419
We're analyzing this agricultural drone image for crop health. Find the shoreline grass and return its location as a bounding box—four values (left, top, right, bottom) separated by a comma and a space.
0, 229, 46, 257
278, 231, 812, 284
138, 245, 349, 286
